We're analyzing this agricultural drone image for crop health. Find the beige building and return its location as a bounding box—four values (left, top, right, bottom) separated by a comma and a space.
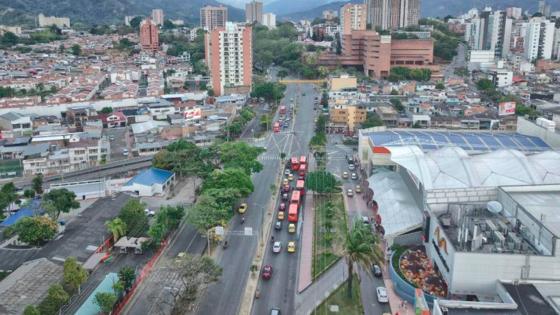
151, 9, 164, 26
37, 13, 70, 28
200, 5, 228, 31
245, 0, 263, 24
329, 104, 367, 131
0, 25, 22, 35
329, 75, 358, 91
340, 3, 367, 35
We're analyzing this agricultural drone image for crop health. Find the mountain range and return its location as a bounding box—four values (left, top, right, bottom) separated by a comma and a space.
0, 0, 244, 26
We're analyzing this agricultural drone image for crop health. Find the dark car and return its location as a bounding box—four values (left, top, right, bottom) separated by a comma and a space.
262, 265, 273, 280
282, 193, 289, 201
282, 184, 291, 193
279, 203, 286, 211
372, 264, 382, 277
275, 220, 282, 230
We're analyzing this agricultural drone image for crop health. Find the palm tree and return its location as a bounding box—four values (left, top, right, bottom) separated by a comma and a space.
342, 219, 384, 298
105, 218, 127, 242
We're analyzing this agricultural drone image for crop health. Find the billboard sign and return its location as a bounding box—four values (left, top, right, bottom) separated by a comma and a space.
184, 108, 202, 120
498, 102, 516, 116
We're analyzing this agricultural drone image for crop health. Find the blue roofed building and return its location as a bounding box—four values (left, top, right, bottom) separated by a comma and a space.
121, 167, 175, 197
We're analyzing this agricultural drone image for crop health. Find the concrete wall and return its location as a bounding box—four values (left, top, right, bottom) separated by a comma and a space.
517, 116, 560, 149
426, 187, 498, 213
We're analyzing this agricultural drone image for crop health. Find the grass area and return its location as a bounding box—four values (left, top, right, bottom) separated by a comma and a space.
313, 276, 363, 315
312, 193, 347, 279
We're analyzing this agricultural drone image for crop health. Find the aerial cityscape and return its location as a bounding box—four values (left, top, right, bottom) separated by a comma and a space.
0, 0, 559, 315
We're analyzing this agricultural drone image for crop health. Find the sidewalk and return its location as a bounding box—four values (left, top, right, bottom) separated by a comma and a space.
295, 259, 347, 315
297, 192, 315, 292
384, 277, 413, 315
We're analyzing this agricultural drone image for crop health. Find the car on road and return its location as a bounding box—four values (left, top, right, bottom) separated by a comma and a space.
109, 136, 115, 141
288, 223, 296, 233
275, 221, 282, 230
362, 216, 370, 225
270, 309, 280, 315
342, 171, 349, 179
372, 264, 382, 277
347, 189, 354, 197
282, 193, 289, 201
282, 184, 291, 193
288, 173, 294, 181
287, 241, 296, 253
123, 149, 129, 156
284, 169, 291, 176
262, 265, 273, 280
277, 211, 285, 220
283, 178, 289, 186
279, 203, 286, 211
376, 287, 389, 303
351, 173, 358, 180
348, 164, 355, 171
238, 203, 248, 214
144, 208, 155, 217
272, 241, 282, 253
355, 185, 362, 193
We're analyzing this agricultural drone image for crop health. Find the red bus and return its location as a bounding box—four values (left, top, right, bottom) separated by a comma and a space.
296, 180, 305, 195
288, 203, 298, 223
298, 164, 307, 179
299, 156, 307, 167
273, 122, 280, 133
290, 157, 300, 171
290, 190, 301, 205
279, 105, 286, 115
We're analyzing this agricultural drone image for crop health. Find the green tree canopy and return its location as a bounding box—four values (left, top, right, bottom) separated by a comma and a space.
118, 199, 149, 237
217, 142, 265, 175
38, 284, 69, 315
41, 188, 80, 220
63, 256, 88, 294
361, 112, 384, 129
118, 266, 136, 291
305, 171, 339, 194
99, 106, 113, 114
202, 168, 254, 197
32, 174, 44, 195
105, 217, 127, 242
71, 44, 82, 56
186, 194, 230, 232
477, 78, 495, 91
251, 82, 287, 102
14, 216, 58, 246
94, 292, 117, 314
23, 305, 40, 315
153, 139, 214, 178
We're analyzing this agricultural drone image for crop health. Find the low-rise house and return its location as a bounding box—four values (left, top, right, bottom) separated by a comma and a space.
0, 112, 33, 137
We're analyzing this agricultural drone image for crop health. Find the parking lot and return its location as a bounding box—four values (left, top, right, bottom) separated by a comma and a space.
104, 127, 130, 161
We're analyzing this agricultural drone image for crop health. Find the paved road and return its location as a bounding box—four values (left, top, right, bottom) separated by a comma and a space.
444, 43, 467, 79
251, 84, 319, 315
325, 135, 391, 315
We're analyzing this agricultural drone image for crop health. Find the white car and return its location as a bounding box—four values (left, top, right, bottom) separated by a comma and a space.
351, 173, 358, 180
272, 241, 282, 253
144, 208, 155, 217
347, 189, 354, 197
123, 149, 129, 156
376, 287, 388, 303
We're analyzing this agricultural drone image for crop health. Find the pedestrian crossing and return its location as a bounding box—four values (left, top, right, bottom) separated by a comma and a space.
258, 154, 282, 161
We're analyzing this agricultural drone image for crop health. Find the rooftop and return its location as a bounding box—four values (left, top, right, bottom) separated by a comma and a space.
366, 130, 550, 152
125, 167, 174, 186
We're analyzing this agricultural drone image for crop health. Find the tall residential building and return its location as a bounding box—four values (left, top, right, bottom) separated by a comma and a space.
488, 10, 513, 58
200, 5, 228, 31
262, 13, 277, 29
553, 28, 560, 60
205, 22, 253, 96
340, 3, 367, 35
366, 0, 419, 30
505, 7, 522, 19
139, 18, 159, 51
524, 17, 555, 60
152, 9, 164, 26
37, 13, 70, 28
245, 0, 263, 24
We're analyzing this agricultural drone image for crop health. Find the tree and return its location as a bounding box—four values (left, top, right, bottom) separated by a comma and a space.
14, 216, 58, 246
1, 32, 18, 46
202, 168, 254, 197
153, 139, 214, 178
277, 69, 288, 79
0, 182, 18, 211
130, 16, 143, 30
94, 292, 117, 314
41, 189, 80, 220
361, 112, 384, 128
390, 89, 399, 95
436, 82, 445, 90
32, 174, 44, 195
105, 217, 127, 242
118, 266, 136, 291
23, 305, 40, 315
217, 142, 265, 175
119, 199, 149, 237
477, 78, 494, 91
342, 220, 383, 298
305, 171, 339, 194
59, 44, 65, 53
38, 284, 69, 315
251, 82, 286, 102
71, 44, 82, 56
186, 195, 230, 233
99, 106, 113, 114
63, 257, 88, 294
390, 98, 405, 112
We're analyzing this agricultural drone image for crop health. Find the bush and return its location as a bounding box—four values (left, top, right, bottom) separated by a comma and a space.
14, 216, 58, 246
38, 284, 69, 315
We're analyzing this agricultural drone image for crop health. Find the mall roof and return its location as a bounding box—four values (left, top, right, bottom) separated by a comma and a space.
386, 146, 560, 190
367, 130, 550, 152
125, 167, 174, 186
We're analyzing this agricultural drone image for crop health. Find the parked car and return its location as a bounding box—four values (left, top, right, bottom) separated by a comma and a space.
351, 173, 358, 180
287, 241, 296, 253
348, 164, 355, 171
262, 265, 273, 280
347, 189, 354, 197
275, 221, 282, 230
272, 241, 282, 253
376, 287, 388, 303
278, 211, 285, 220
355, 185, 362, 193
342, 171, 349, 179
372, 264, 382, 277
288, 223, 296, 234
144, 208, 155, 217
238, 203, 248, 214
